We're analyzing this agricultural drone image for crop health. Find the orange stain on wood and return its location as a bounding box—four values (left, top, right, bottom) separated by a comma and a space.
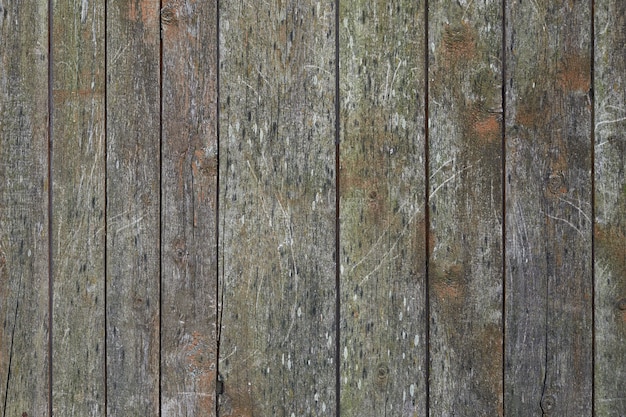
128, 0, 159, 24
557, 54, 591, 92
469, 110, 500, 144
442, 22, 477, 63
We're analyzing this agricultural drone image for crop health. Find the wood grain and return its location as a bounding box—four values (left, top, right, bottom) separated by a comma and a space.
339, 1, 427, 415
160, 0, 218, 416
105, 0, 161, 415
0, 1, 50, 416
505, 0, 593, 415
594, 0, 626, 414
51, 0, 106, 415
428, 1, 503, 415
218, 0, 337, 415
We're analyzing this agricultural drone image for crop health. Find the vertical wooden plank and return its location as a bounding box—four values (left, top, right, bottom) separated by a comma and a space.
0, 1, 50, 416
594, 0, 626, 414
428, 0, 503, 415
51, 0, 106, 415
339, 1, 426, 415
160, 0, 218, 415
106, 0, 160, 415
218, 0, 336, 415
505, 0, 593, 415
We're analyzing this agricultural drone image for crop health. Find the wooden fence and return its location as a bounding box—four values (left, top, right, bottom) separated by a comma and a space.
0, 0, 624, 416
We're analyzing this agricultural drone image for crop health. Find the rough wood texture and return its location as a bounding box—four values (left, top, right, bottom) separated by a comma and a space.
339, 1, 426, 415
160, 0, 218, 416
106, 0, 161, 415
51, 0, 106, 415
428, 1, 503, 414
594, 0, 626, 414
505, 1, 593, 415
0, 1, 50, 416
218, 0, 337, 415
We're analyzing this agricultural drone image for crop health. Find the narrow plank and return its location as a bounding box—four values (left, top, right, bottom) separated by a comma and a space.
339, 1, 427, 415
0, 1, 50, 416
51, 0, 106, 415
160, 0, 218, 415
428, 0, 503, 414
505, 0, 593, 415
106, 0, 161, 415
218, 1, 337, 415
594, 0, 626, 414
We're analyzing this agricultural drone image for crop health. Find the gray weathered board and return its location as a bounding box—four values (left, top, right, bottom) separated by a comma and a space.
0, 1, 623, 416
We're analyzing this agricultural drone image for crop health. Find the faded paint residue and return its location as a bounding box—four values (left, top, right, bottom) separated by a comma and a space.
442, 22, 477, 63
431, 263, 465, 306
128, 0, 159, 24
557, 54, 591, 92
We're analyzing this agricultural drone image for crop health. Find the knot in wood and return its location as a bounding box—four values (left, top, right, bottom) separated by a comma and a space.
160, 6, 176, 26
376, 364, 389, 385
617, 298, 626, 311
540, 394, 556, 413
547, 173, 566, 195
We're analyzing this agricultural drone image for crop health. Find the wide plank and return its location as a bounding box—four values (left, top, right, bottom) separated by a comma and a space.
505, 0, 593, 415
339, 1, 427, 415
218, 0, 337, 415
51, 0, 106, 415
594, 0, 626, 414
428, 0, 503, 414
106, 0, 161, 414
0, 1, 50, 416
160, 0, 218, 415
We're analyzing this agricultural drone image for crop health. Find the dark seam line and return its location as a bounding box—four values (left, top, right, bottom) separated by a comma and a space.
159, 1, 164, 416
335, 0, 341, 416
590, 0, 595, 414
423, 0, 430, 415
215, 0, 222, 414
48, 0, 54, 414
501, 0, 507, 414
103, 0, 108, 412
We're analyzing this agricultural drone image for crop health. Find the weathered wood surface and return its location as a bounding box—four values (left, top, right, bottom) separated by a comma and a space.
51, 0, 106, 415
505, 0, 593, 415
0, 1, 50, 416
339, 1, 427, 415
594, 0, 626, 414
428, 0, 503, 415
160, 0, 218, 415
218, 0, 337, 415
105, 0, 161, 415
1, 2, 626, 416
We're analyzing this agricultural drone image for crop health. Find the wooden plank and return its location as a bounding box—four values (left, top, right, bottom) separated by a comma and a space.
51, 0, 106, 415
0, 1, 50, 416
339, 1, 426, 415
428, 1, 503, 415
505, 1, 593, 415
217, 1, 337, 415
160, 0, 218, 416
105, 0, 160, 415
594, 0, 626, 414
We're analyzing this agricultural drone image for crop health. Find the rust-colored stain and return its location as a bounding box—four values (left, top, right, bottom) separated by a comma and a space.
220, 384, 255, 417
442, 22, 477, 63
466, 104, 501, 144
557, 54, 591, 92
432, 280, 462, 301
128, 0, 159, 24
431, 263, 465, 305
182, 331, 216, 413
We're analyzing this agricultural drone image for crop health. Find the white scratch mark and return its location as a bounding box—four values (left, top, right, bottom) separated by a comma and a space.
558, 196, 591, 224
115, 215, 145, 234
595, 116, 626, 129
542, 211, 585, 238
429, 163, 476, 200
